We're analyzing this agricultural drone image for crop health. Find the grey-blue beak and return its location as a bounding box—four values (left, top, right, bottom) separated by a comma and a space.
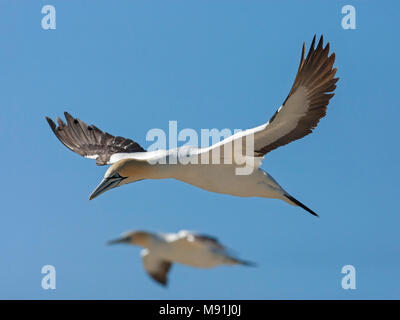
89, 176, 123, 200
107, 236, 131, 245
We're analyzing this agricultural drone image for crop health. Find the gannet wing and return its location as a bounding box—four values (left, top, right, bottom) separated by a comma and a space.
174, 231, 255, 266
190, 234, 225, 250
46, 112, 146, 165
201, 35, 338, 160
141, 249, 172, 286
252, 35, 338, 155
175, 230, 225, 250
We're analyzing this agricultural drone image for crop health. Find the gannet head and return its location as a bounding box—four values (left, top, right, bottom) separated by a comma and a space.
89, 159, 144, 200
108, 230, 151, 247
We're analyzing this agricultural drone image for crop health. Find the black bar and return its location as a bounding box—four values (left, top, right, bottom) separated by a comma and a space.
1, 300, 398, 318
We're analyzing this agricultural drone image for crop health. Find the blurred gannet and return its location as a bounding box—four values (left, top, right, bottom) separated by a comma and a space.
46, 36, 338, 217
108, 230, 254, 286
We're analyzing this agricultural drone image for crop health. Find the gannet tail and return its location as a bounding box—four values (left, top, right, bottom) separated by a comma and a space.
284, 194, 319, 217
229, 257, 257, 267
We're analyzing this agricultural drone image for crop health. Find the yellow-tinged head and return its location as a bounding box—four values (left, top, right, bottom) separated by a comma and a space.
89, 159, 147, 200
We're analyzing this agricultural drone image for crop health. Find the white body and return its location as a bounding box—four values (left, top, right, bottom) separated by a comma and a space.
111, 147, 293, 204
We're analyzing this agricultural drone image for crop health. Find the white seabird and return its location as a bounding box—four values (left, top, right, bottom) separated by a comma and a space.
108, 230, 254, 286
46, 35, 338, 217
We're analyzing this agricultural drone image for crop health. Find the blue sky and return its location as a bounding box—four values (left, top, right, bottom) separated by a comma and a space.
1, 0, 399, 299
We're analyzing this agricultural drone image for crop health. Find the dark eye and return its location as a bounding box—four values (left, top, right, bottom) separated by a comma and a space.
113, 173, 122, 178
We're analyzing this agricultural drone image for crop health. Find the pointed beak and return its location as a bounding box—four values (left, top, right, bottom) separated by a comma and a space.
89, 176, 123, 200
107, 236, 131, 245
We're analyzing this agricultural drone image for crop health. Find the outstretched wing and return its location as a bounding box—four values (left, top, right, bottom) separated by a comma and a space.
46, 112, 146, 165
175, 230, 225, 250
253, 35, 338, 155
141, 249, 172, 286
190, 234, 225, 250
202, 35, 338, 161
174, 231, 254, 266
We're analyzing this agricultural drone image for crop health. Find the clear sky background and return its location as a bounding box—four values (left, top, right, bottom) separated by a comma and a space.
1, 1, 399, 299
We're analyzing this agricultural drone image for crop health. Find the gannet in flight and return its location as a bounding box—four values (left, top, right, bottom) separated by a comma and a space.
46, 35, 338, 217
108, 230, 254, 286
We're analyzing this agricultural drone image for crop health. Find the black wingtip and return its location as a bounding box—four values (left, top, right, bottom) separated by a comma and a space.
311, 34, 316, 47
284, 195, 319, 217
45, 116, 58, 133
45, 116, 54, 126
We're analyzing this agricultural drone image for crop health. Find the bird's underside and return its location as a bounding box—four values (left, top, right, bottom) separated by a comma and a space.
45, 35, 338, 217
